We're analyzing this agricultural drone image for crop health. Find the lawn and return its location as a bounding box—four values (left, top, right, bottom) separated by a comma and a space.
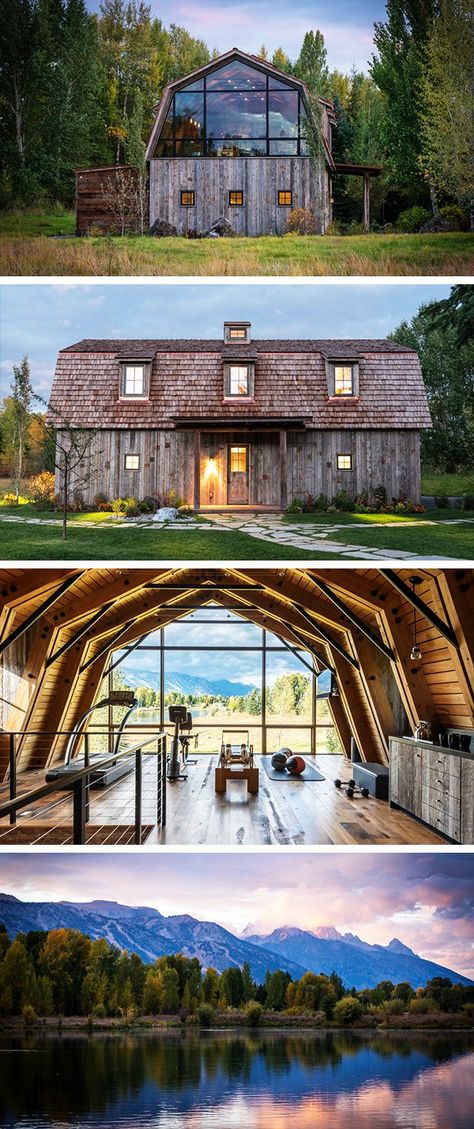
282, 508, 474, 526
0, 516, 342, 560
420, 472, 474, 496
334, 517, 474, 557
0, 212, 472, 275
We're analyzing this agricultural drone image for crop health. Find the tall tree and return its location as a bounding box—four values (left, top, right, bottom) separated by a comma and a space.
370, 0, 437, 206
420, 0, 474, 220
294, 30, 329, 96
10, 355, 33, 502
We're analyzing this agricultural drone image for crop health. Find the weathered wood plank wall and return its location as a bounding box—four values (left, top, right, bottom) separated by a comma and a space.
149, 156, 323, 235
75, 166, 142, 235
56, 428, 421, 506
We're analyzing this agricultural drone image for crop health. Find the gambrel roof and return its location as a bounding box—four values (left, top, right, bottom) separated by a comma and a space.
146, 47, 337, 168
49, 338, 432, 431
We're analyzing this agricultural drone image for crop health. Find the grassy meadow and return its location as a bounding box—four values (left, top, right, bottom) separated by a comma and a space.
0, 210, 472, 275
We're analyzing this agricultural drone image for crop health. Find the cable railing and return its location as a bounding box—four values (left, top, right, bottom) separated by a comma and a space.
0, 728, 167, 846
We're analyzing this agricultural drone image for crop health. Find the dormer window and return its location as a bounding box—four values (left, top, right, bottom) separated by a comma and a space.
224, 321, 251, 343
334, 365, 354, 395
326, 360, 359, 398
223, 362, 255, 398
120, 361, 151, 399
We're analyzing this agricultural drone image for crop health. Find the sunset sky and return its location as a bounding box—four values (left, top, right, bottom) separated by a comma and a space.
0, 282, 450, 401
85, 1, 386, 73
1, 852, 473, 978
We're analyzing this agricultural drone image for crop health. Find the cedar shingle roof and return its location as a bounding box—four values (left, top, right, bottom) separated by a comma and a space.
50, 338, 432, 431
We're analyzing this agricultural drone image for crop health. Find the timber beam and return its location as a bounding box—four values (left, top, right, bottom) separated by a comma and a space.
381, 570, 459, 649
0, 573, 83, 655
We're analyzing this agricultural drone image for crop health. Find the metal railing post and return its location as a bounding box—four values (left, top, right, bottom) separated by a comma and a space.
9, 734, 16, 826
72, 776, 87, 844
84, 732, 90, 824
134, 748, 142, 845
161, 736, 167, 828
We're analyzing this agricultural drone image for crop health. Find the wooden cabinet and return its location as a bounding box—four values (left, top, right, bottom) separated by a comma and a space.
389, 737, 472, 844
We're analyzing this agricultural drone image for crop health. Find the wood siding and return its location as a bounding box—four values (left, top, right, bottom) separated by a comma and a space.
149, 156, 327, 235
58, 427, 422, 506
75, 166, 142, 236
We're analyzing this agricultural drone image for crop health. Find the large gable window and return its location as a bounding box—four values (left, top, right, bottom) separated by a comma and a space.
120, 362, 151, 399
224, 363, 255, 398
153, 59, 307, 159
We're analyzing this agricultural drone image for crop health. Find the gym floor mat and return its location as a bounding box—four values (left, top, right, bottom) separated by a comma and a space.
261, 757, 325, 782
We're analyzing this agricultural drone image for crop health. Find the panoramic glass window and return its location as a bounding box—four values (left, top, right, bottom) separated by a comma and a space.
154, 61, 308, 157
96, 606, 338, 757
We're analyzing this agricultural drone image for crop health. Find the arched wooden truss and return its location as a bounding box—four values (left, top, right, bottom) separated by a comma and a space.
1, 566, 473, 778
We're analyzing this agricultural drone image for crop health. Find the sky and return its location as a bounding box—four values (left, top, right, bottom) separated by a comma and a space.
1, 852, 473, 978
86, 1, 386, 74
0, 282, 450, 402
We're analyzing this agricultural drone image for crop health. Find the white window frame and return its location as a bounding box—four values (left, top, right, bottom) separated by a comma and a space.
125, 453, 140, 470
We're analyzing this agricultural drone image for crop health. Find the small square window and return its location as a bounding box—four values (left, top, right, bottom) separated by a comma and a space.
180, 190, 195, 206
123, 365, 144, 396
278, 190, 292, 206
334, 365, 354, 396
229, 190, 244, 206
337, 454, 352, 470
125, 454, 140, 470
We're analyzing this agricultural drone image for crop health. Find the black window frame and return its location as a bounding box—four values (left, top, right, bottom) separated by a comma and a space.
124, 453, 141, 471
180, 189, 195, 206
154, 66, 308, 159
278, 190, 293, 206
337, 453, 353, 471
229, 189, 244, 206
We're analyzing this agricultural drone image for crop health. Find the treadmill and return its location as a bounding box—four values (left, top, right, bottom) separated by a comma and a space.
45, 691, 139, 788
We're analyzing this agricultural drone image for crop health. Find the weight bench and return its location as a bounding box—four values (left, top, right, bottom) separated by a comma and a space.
351, 762, 389, 800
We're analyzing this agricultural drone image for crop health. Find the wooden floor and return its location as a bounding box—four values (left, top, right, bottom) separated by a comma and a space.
1, 754, 445, 846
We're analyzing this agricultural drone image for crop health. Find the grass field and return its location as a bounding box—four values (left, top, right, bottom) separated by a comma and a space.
0, 210, 472, 275
420, 472, 474, 496
334, 518, 474, 557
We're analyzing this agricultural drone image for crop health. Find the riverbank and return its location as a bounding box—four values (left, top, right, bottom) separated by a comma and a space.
2, 1010, 472, 1034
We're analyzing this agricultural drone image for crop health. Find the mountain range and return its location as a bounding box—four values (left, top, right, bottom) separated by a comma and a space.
122, 666, 258, 699
0, 894, 470, 989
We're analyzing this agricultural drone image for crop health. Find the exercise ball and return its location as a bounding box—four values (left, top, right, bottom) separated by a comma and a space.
286, 755, 306, 775
271, 751, 288, 771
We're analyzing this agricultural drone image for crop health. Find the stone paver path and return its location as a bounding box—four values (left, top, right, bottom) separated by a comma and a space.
1, 511, 471, 560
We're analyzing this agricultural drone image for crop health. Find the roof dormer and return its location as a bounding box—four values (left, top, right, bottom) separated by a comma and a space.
224, 321, 251, 343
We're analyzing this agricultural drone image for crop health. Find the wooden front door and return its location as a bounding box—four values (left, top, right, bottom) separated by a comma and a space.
227, 445, 249, 504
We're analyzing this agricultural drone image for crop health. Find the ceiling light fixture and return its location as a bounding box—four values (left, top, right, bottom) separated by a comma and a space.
409, 575, 422, 661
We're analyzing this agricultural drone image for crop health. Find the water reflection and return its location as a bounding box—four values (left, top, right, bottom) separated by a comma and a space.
1, 1030, 473, 1129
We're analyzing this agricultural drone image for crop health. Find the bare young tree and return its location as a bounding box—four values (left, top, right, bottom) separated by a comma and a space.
35, 398, 101, 540
100, 166, 142, 235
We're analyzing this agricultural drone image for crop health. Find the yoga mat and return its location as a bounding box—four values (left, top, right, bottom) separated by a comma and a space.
261, 756, 325, 782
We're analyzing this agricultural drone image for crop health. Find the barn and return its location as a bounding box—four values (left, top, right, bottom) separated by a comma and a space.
48, 322, 431, 510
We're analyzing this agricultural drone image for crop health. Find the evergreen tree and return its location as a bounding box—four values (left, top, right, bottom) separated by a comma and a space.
10, 355, 33, 502
294, 30, 329, 96
420, 0, 473, 219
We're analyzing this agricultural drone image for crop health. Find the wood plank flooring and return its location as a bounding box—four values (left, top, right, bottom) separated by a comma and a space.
0, 754, 446, 846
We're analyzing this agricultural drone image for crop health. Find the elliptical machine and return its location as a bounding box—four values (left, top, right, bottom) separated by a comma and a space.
167, 705, 198, 781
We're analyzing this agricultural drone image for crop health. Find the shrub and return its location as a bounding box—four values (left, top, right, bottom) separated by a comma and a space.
409, 995, 438, 1014
22, 1004, 37, 1026
434, 493, 450, 508
438, 204, 469, 231
122, 497, 140, 517
461, 493, 474, 511
284, 208, 317, 235
286, 498, 305, 514
244, 1000, 264, 1027
373, 483, 387, 508
333, 996, 363, 1025
383, 998, 405, 1016
0, 491, 29, 506
396, 206, 431, 232
346, 220, 367, 236
139, 496, 158, 514
197, 1003, 216, 1026
69, 490, 86, 512
28, 470, 56, 508
163, 488, 185, 508
177, 504, 196, 518
93, 491, 109, 507
325, 220, 341, 236
332, 489, 354, 512
111, 497, 129, 514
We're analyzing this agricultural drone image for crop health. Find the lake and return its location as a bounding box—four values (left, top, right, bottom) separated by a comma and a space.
1, 1029, 473, 1128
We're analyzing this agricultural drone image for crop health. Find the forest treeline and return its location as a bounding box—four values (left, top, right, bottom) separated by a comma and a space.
0, 0, 472, 223
1, 923, 473, 1025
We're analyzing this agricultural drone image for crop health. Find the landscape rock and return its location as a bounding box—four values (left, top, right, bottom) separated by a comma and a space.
149, 217, 177, 237
205, 217, 234, 237
152, 506, 178, 522
419, 216, 453, 234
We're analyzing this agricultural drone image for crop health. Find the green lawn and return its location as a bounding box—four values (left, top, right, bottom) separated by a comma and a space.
420, 472, 474, 496
0, 517, 343, 560
334, 518, 474, 557
0, 212, 472, 275
283, 508, 474, 525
